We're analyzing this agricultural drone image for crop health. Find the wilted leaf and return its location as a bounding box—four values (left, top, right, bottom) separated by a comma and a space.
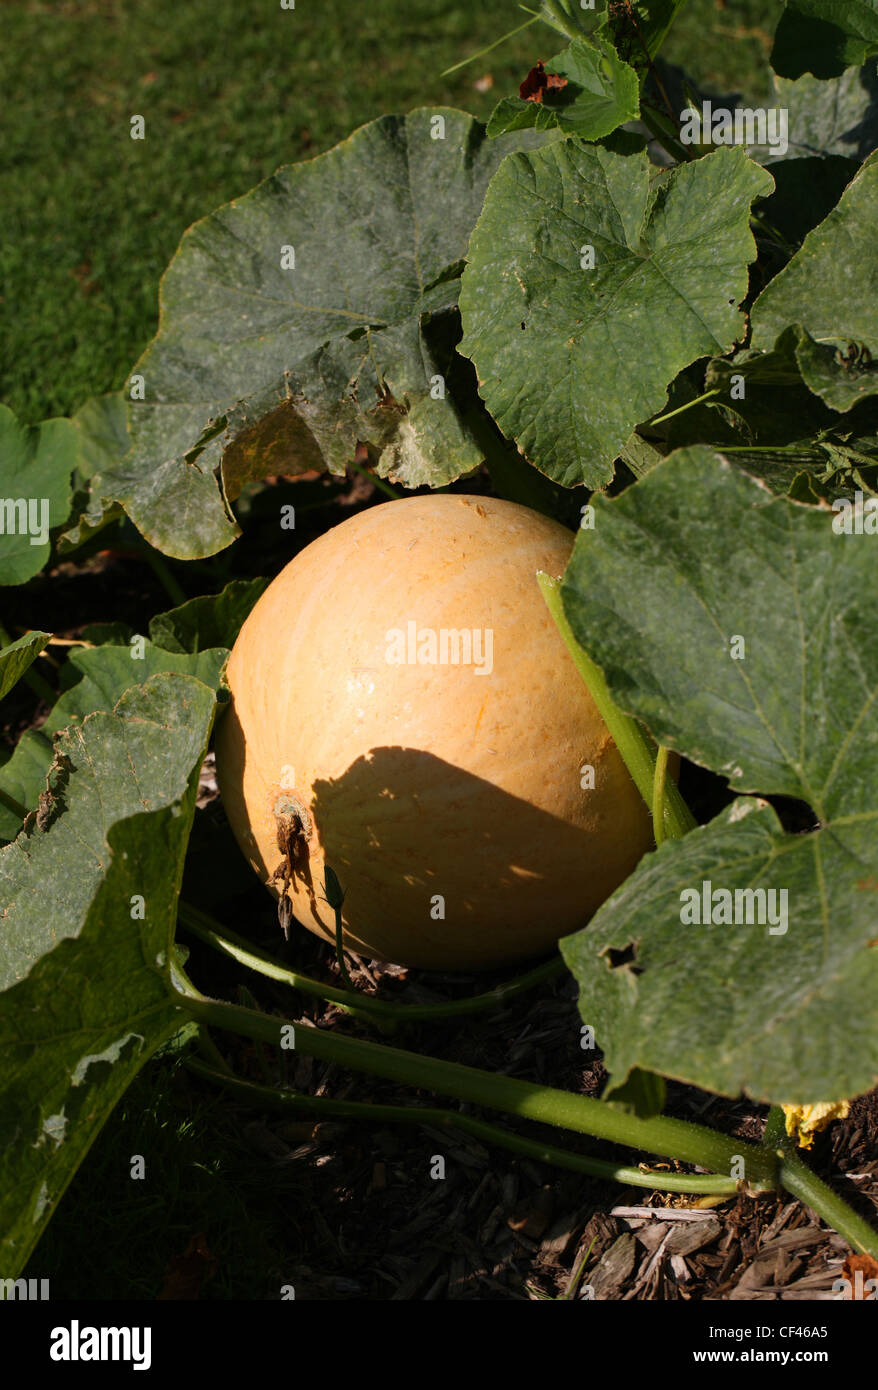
0, 640, 227, 842
600, 0, 690, 84
118, 110, 554, 558
57, 393, 130, 551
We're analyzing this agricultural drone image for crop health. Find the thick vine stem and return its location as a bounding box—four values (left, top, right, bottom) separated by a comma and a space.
760, 1106, 878, 1258
186, 1056, 741, 1196
652, 744, 670, 847
177, 900, 566, 1022
779, 1150, 878, 1259
538, 572, 697, 841
172, 980, 779, 1188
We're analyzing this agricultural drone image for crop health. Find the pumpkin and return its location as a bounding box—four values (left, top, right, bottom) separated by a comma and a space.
215, 493, 654, 970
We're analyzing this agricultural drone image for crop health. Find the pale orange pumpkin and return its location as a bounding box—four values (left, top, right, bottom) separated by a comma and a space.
215, 493, 654, 970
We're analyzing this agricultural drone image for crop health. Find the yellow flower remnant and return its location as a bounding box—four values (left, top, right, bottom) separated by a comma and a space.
782, 1100, 851, 1149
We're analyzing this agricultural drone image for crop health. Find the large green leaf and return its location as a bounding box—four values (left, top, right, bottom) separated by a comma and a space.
559, 447, 878, 1103
0, 639, 227, 842
772, 0, 878, 79
769, 65, 878, 162
0, 406, 78, 585
0, 631, 52, 702
562, 797, 878, 1104
487, 38, 639, 141
459, 142, 772, 487
751, 150, 878, 410
0, 672, 217, 1274
116, 110, 554, 559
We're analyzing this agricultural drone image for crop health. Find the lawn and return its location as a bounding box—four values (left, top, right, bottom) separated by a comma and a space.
1, 0, 782, 423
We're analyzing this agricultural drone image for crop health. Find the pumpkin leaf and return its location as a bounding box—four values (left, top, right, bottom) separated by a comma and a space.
0, 672, 218, 1274
0, 406, 78, 585
0, 640, 227, 843
459, 142, 772, 487
117, 110, 555, 558
149, 578, 270, 654
772, 0, 878, 80
57, 393, 129, 552
768, 65, 878, 162
559, 446, 878, 1103
751, 150, 878, 410
487, 37, 639, 141
0, 631, 52, 703
561, 797, 878, 1104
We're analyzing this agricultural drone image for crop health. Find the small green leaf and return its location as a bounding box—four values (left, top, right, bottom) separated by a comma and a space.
487, 38, 639, 141
323, 865, 346, 910
459, 142, 772, 487
0, 631, 52, 702
604, 1067, 667, 1118
149, 578, 270, 654
0, 406, 78, 585
703, 328, 839, 442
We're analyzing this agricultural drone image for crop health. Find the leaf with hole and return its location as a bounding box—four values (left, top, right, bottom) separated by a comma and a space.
559, 446, 878, 1102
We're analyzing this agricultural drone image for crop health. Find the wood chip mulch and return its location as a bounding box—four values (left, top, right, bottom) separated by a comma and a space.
192, 885, 878, 1302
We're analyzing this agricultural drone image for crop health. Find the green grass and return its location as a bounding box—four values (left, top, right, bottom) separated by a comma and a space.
1, 0, 783, 425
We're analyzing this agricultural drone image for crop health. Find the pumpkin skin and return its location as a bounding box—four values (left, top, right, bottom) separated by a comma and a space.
215, 493, 654, 970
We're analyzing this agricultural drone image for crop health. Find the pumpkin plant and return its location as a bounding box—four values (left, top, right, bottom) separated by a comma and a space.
2, 0, 878, 1284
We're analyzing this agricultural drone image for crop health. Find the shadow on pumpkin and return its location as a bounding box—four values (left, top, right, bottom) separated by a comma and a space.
298, 744, 650, 971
